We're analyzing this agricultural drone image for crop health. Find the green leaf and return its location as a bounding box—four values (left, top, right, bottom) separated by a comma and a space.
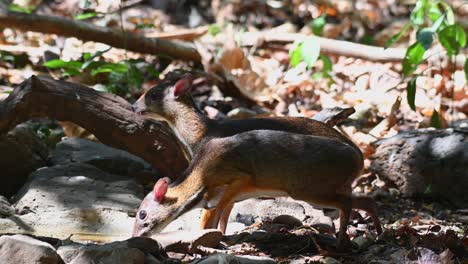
208, 24, 221, 36
438, 1, 455, 25
406, 77, 417, 111
464, 59, 468, 85
146, 66, 160, 78
289, 41, 304, 67
360, 34, 374, 45
135, 23, 155, 29
416, 28, 433, 49
8, 3, 33, 14
320, 55, 333, 73
311, 72, 324, 80
62, 68, 81, 77
429, 109, 442, 128
81, 47, 112, 69
424, 184, 432, 194
74, 12, 98, 20
43, 59, 83, 70
410, 0, 428, 26
311, 15, 326, 36
403, 42, 426, 77
82, 61, 106, 71
428, 2, 443, 22
83, 52, 91, 61
430, 13, 445, 32
385, 22, 412, 49
301, 37, 321, 68
438, 24, 467, 55
91, 63, 128, 76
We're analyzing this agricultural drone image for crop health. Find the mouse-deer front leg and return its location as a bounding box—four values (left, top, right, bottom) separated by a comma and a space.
200, 202, 234, 233
218, 202, 234, 233
208, 178, 250, 232
200, 208, 218, 229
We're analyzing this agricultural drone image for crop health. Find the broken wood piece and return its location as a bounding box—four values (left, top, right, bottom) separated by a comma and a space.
145, 26, 209, 41
0, 76, 188, 178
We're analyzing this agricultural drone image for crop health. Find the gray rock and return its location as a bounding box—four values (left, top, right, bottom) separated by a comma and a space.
0, 163, 143, 241
51, 138, 158, 183
155, 229, 223, 254
58, 237, 166, 264
163, 208, 247, 235
193, 254, 276, 264
163, 198, 332, 236
0, 124, 48, 196
0, 234, 64, 264
370, 128, 468, 207
163, 208, 204, 232
230, 198, 332, 229
0, 196, 14, 217
272, 215, 303, 228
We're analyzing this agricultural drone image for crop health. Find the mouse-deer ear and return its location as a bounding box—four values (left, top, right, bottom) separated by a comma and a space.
153, 177, 170, 202
173, 76, 193, 97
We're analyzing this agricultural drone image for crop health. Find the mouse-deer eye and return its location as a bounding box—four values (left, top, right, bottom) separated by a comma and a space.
148, 90, 159, 101
138, 210, 147, 220
153, 177, 170, 202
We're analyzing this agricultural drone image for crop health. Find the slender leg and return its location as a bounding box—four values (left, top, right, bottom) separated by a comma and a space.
200, 208, 218, 229
337, 196, 352, 250
211, 179, 248, 232
351, 196, 382, 235
218, 202, 234, 234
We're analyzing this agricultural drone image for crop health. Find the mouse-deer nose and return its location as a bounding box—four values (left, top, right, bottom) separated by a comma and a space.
132, 97, 147, 114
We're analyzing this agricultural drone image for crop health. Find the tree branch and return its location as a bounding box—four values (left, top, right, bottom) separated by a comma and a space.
237, 31, 468, 64
0, 76, 188, 178
0, 6, 201, 63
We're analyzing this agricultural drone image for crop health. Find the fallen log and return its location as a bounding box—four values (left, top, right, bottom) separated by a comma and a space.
0, 76, 188, 178
0, 4, 201, 63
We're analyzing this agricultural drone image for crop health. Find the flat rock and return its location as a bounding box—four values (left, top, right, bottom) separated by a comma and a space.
0, 234, 64, 264
51, 138, 158, 183
370, 128, 468, 207
272, 215, 303, 228
154, 229, 223, 254
57, 237, 166, 264
0, 163, 143, 242
162, 208, 204, 232
192, 254, 276, 264
230, 198, 332, 229
0, 124, 48, 196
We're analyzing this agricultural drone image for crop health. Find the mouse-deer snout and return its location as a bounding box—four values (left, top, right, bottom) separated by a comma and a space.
132, 96, 147, 115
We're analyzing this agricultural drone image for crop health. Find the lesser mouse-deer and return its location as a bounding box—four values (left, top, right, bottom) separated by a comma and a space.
132, 75, 382, 248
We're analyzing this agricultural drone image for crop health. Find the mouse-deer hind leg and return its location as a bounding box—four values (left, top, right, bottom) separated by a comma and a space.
351, 196, 382, 235
337, 195, 352, 250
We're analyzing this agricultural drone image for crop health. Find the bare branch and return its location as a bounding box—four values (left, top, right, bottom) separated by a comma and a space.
0, 76, 189, 178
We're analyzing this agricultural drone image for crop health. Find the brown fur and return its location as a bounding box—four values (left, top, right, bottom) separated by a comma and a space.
132, 78, 382, 248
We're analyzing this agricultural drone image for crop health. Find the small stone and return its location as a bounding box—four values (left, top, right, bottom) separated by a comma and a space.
225, 222, 246, 235
154, 229, 223, 254
0, 234, 64, 264
272, 215, 303, 228
227, 107, 257, 119
194, 253, 276, 264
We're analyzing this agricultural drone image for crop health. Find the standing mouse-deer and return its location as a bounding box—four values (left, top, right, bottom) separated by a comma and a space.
132, 75, 382, 248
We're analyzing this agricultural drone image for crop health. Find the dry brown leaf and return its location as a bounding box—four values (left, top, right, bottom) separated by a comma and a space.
216, 47, 271, 102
